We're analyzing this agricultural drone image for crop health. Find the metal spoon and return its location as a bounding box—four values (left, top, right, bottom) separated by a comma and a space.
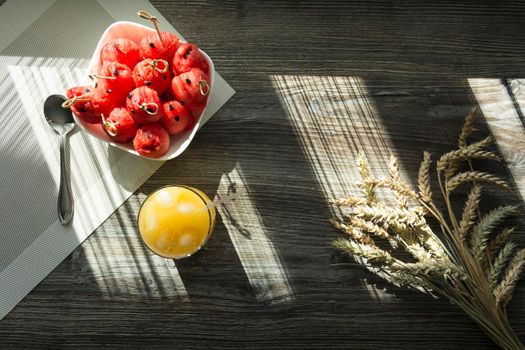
44, 94, 75, 225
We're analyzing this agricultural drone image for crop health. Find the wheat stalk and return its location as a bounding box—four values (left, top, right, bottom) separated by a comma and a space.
489, 241, 516, 290
437, 136, 495, 172
458, 184, 482, 239
494, 248, 525, 307
458, 107, 476, 148
486, 227, 516, 262
349, 216, 390, 239
333, 238, 394, 264
331, 219, 376, 245
470, 205, 518, 261
330, 196, 369, 207
418, 151, 432, 204
446, 171, 510, 193
362, 178, 417, 198
356, 153, 377, 203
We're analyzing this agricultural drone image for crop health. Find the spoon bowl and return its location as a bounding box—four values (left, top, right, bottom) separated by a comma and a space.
44, 94, 76, 224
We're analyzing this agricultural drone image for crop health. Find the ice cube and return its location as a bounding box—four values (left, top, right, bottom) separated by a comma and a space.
146, 216, 157, 232
178, 232, 195, 248
154, 229, 172, 250
154, 189, 174, 207
177, 202, 196, 213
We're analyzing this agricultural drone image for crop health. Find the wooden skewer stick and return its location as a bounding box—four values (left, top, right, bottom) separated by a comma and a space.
138, 10, 165, 48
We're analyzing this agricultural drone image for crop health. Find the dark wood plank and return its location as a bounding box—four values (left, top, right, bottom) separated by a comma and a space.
2, 1, 525, 349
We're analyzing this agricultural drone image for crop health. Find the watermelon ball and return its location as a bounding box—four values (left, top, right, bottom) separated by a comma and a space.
133, 123, 170, 158
170, 68, 210, 105
132, 59, 171, 96
126, 86, 163, 124
172, 43, 209, 75
102, 108, 137, 143
95, 61, 135, 105
64, 86, 99, 124
99, 38, 140, 70
160, 100, 194, 135
91, 88, 118, 119
139, 31, 179, 61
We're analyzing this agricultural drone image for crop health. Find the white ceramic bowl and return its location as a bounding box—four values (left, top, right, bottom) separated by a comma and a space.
73, 21, 215, 161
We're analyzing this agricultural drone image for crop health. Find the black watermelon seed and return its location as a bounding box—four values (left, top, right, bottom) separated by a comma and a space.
106, 89, 112, 93
127, 93, 132, 99
84, 88, 91, 93
175, 116, 180, 122
113, 68, 118, 76
149, 42, 155, 48
145, 81, 152, 86
94, 82, 98, 88
130, 110, 135, 115
163, 75, 167, 80
185, 79, 191, 84
179, 100, 185, 106
78, 107, 86, 112
146, 107, 154, 113
169, 104, 174, 111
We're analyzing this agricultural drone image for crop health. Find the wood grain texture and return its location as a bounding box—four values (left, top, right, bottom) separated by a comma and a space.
2, 0, 525, 349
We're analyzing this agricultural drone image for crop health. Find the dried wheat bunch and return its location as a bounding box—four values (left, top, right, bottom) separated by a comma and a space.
332, 109, 524, 350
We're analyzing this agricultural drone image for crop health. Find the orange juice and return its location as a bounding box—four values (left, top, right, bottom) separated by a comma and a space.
138, 186, 216, 259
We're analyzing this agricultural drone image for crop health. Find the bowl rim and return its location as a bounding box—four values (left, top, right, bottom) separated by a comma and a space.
72, 20, 215, 161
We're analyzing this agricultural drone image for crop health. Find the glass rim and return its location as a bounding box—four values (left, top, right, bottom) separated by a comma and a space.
137, 184, 216, 260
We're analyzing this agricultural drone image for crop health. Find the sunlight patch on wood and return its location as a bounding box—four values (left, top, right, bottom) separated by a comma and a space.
270, 75, 400, 302
217, 165, 294, 303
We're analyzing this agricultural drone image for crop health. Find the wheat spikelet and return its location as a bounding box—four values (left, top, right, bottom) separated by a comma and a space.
362, 179, 417, 199
438, 148, 499, 174
349, 216, 389, 239
333, 238, 394, 264
388, 155, 400, 181
356, 153, 371, 180
486, 227, 516, 261
356, 153, 377, 203
438, 135, 492, 172
494, 248, 525, 306
390, 272, 433, 291
405, 242, 434, 262
446, 171, 510, 193
442, 135, 492, 179
489, 241, 516, 289
458, 184, 482, 239
391, 261, 463, 279
331, 219, 375, 245
357, 206, 427, 229
388, 155, 407, 208
458, 107, 476, 148
330, 196, 368, 207
418, 151, 432, 204
413, 225, 448, 259
470, 205, 518, 261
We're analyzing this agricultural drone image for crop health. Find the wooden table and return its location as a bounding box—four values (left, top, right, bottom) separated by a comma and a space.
1, 1, 525, 348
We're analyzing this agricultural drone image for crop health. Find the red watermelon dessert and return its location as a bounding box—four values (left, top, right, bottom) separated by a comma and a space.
132, 59, 171, 95
126, 86, 164, 124
63, 11, 214, 160
64, 86, 100, 124
93, 61, 135, 105
99, 38, 140, 70
102, 108, 137, 143
133, 124, 170, 158
170, 68, 210, 105
172, 43, 209, 75
160, 100, 194, 135
137, 11, 180, 61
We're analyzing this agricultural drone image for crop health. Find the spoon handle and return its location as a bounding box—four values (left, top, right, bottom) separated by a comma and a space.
58, 134, 73, 224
